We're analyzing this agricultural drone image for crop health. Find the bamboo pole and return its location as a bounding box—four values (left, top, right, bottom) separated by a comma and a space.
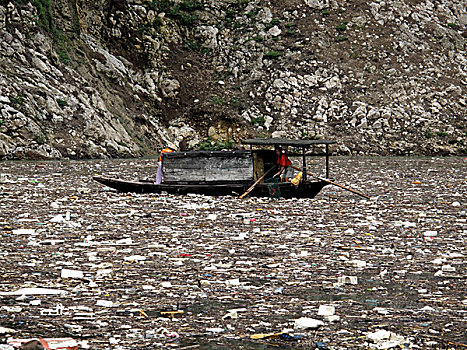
239, 166, 275, 199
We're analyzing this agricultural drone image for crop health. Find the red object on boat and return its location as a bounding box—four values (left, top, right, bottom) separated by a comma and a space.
8, 338, 79, 350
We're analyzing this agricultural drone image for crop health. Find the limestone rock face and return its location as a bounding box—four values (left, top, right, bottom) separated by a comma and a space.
0, 0, 465, 159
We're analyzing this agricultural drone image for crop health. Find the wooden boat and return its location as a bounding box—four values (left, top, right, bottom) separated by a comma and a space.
93, 138, 337, 198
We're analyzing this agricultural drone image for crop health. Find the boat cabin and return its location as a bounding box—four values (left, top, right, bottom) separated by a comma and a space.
161, 138, 336, 186
162, 150, 254, 185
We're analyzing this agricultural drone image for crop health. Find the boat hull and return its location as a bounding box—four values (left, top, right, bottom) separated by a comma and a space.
253, 181, 328, 199
93, 176, 328, 199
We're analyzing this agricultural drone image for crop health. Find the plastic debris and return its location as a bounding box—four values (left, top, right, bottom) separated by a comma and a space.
318, 305, 335, 316
96, 300, 113, 307
0, 157, 465, 349
61, 269, 84, 279
40, 304, 64, 316
0, 288, 67, 296
225, 278, 240, 286
294, 318, 325, 330
0, 346, 14, 350
251, 331, 301, 341
206, 328, 224, 334
0, 327, 17, 334
324, 315, 340, 322
366, 329, 407, 349
423, 230, 438, 237
337, 276, 358, 285
0, 173, 12, 184
273, 286, 284, 294
12, 229, 36, 235
222, 310, 238, 320
50, 214, 66, 223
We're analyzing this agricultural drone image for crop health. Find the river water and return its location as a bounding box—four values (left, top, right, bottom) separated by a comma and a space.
0, 157, 465, 349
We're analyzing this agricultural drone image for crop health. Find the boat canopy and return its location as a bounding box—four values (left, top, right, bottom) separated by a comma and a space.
242, 138, 336, 147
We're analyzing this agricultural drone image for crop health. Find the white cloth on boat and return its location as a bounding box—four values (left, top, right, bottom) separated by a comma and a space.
156, 161, 163, 184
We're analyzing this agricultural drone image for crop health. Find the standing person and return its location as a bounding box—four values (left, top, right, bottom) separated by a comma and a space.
156, 146, 176, 184
274, 146, 293, 182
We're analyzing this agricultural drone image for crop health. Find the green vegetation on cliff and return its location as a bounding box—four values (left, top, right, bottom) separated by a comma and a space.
147, 0, 203, 28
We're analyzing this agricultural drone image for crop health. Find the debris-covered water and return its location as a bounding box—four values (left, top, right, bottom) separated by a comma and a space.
0, 157, 465, 349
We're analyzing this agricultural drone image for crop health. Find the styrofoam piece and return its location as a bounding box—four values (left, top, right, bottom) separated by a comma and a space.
0, 288, 67, 296
318, 305, 335, 316
294, 317, 324, 330
61, 269, 84, 279
12, 229, 36, 235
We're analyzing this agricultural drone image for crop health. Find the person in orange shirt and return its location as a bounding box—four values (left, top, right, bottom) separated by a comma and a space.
274, 146, 294, 182
156, 146, 176, 184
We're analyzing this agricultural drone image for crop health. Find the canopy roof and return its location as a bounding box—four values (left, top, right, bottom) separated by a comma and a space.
242, 138, 336, 147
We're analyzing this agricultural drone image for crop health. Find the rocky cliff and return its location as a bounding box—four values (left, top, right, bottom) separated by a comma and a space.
0, 0, 465, 159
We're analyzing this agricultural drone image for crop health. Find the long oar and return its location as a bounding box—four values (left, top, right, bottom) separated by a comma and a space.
290, 165, 370, 199
239, 166, 275, 199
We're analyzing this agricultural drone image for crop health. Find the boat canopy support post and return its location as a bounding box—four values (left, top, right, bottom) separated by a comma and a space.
302, 146, 307, 181
325, 144, 329, 179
